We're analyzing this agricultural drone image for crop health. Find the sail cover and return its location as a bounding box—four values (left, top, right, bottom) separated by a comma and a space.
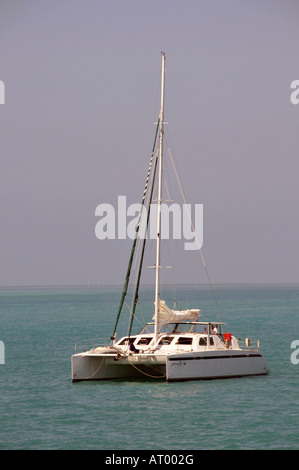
154, 300, 200, 324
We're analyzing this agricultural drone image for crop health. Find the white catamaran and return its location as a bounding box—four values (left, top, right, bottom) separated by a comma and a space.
71, 53, 270, 382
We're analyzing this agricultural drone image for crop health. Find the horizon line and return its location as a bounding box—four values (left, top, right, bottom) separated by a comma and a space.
0, 282, 298, 289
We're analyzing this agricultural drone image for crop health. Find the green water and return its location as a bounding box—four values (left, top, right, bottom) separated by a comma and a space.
0, 285, 298, 450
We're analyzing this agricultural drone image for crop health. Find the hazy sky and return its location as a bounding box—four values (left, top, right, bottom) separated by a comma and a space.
0, 0, 299, 286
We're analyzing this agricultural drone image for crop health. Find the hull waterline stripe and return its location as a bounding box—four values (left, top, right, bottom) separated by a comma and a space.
168, 353, 263, 362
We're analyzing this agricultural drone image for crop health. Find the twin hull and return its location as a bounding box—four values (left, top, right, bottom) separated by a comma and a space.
71, 349, 270, 382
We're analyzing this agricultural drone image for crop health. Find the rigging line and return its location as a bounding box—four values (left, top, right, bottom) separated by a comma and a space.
74, 355, 105, 380
165, 137, 222, 323
127, 146, 159, 338
125, 357, 166, 378
133, 146, 158, 271
163, 147, 175, 202
163, 173, 172, 202
124, 302, 145, 331
133, 233, 142, 272
160, 154, 179, 308
112, 120, 160, 341
163, 237, 177, 306
126, 264, 145, 331
128, 148, 159, 328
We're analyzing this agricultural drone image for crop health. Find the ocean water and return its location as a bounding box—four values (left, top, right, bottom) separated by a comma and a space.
0, 284, 298, 450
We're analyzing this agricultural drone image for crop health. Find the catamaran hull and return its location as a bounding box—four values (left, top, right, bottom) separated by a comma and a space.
72, 349, 269, 382
166, 350, 270, 381
71, 352, 166, 382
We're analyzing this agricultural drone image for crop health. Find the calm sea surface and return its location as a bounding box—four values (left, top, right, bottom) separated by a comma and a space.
0, 284, 298, 450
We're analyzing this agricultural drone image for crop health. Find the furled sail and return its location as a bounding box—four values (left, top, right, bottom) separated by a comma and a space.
154, 300, 200, 324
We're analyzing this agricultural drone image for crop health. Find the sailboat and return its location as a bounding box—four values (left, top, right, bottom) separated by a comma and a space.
71, 53, 270, 382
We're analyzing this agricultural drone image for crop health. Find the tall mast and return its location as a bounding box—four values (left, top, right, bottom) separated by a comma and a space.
154, 52, 166, 343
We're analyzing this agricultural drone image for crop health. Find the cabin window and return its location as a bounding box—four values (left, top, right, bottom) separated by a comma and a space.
159, 336, 174, 345
136, 337, 152, 345
118, 337, 136, 345
199, 337, 214, 346
176, 337, 193, 345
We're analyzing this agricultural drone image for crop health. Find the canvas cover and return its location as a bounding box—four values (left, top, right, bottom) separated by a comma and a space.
154, 300, 200, 324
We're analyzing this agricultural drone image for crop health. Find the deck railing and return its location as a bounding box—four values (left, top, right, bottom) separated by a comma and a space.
74, 338, 110, 352
238, 338, 260, 350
